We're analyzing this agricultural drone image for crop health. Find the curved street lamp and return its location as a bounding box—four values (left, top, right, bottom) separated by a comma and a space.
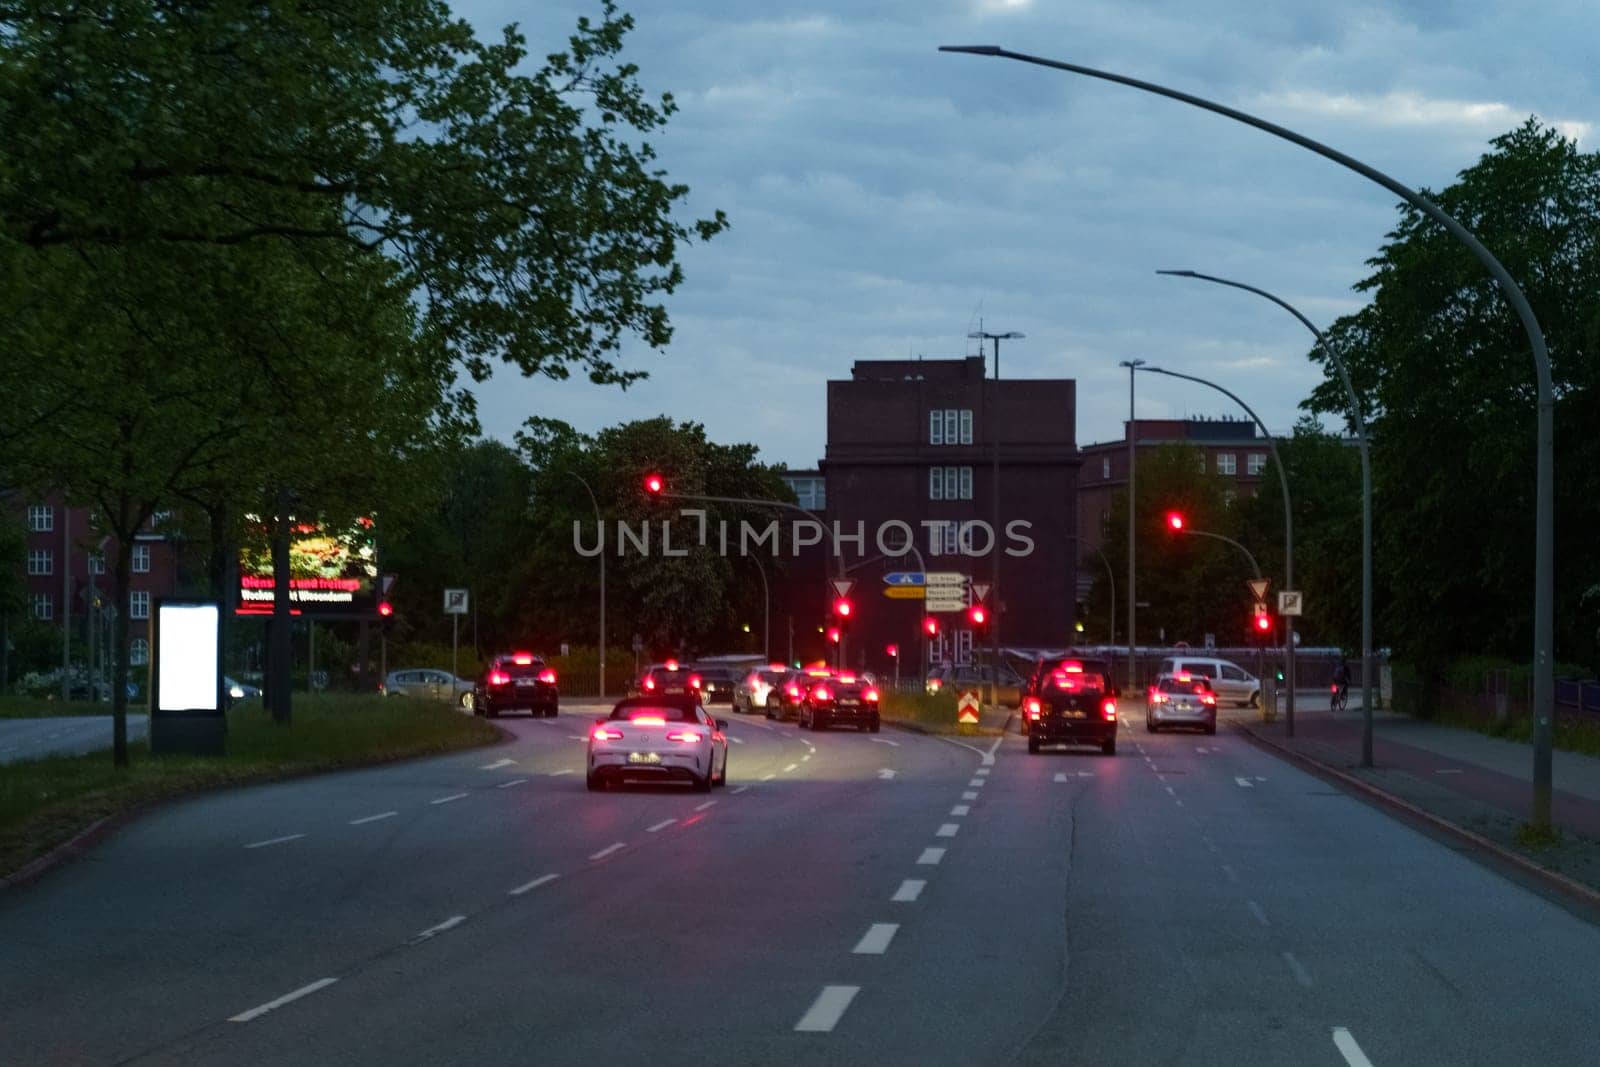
939, 44, 1554, 829
566, 471, 605, 699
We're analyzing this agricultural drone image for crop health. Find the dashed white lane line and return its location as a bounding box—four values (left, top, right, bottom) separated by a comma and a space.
852, 923, 899, 955
430, 792, 469, 805
228, 978, 339, 1023
1220, 864, 1239, 882
647, 819, 677, 833
869, 737, 900, 747
508, 874, 559, 897
1332, 1027, 1375, 1067
1165, 786, 1176, 796
1282, 951, 1313, 988
1247, 900, 1269, 927
480, 758, 517, 770
917, 847, 946, 866
783, 763, 799, 772
410, 915, 466, 944
891, 879, 926, 902
694, 800, 718, 811
589, 843, 626, 860
935, 823, 959, 838
968, 778, 985, 788
794, 985, 860, 1032
802, 754, 812, 762
1234, 777, 1254, 788
498, 778, 529, 789
244, 834, 305, 850
1053, 772, 1095, 781
762, 773, 777, 781
878, 768, 898, 780
975, 767, 991, 776
349, 811, 398, 826
1434, 768, 1463, 775
728, 736, 745, 744
567, 735, 589, 741
951, 804, 970, 816
962, 791, 979, 801
732, 786, 749, 794
547, 769, 574, 776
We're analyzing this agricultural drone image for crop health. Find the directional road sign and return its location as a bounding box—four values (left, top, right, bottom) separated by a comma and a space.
925, 571, 966, 587
1247, 577, 1270, 602
884, 586, 926, 600
1277, 590, 1303, 616
957, 689, 981, 725
883, 572, 925, 586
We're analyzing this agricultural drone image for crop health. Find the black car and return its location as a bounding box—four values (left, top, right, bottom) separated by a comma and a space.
766, 668, 828, 722
1022, 656, 1118, 755
797, 671, 881, 732
689, 664, 740, 704
634, 660, 698, 698
473, 652, 559, 718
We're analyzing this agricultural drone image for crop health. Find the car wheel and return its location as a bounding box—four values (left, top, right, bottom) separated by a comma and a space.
692, 765, 713, 793
586, 772, 604, 792
1249, 690, 1261, 709
869, 719, 880, 734
1205, 719, 1217, 736
460, 692, 474, 712
1145, 716, 1155, 733
1101, 738, 1117, 756
1027, 737, 1040, 754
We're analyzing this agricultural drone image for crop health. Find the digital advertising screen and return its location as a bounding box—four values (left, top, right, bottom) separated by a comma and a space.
237, 514, 379, 617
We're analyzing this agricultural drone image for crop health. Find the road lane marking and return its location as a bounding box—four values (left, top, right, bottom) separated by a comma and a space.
794, 985, 860, 1032
410, 915, 466, 944
228, 978, 339, 1023
547, 769, 574, 776
878, 768, 897, 780
349, 812, 398, 826
1195, 746, 1210, 753
647, 819, 677, 833
430, 792, 469, 805
975, 767, 991, 776
968, 778, 985, 788
728, 736, 745, 744
1332, 1027, 1375, 1067
852, 923, 899, 955
498, 778, 529, 789
762, 773, 776, 781
1282, 951, 1313, 987
783, 763, 799, 772
1435, 768, 1463, 775
1235, 777, 1254, 788
732, 786, 749, 794
694, 800, 718, 811
891, 879, 926, 902
590, 842, 626, 860
917, 847, 946, 865
244, 834, 305, 850
951, 804, 970, 816
1220, 864, 1239, 882
962, 791, 979, 800
985, 735, 1002, 763
869, 737, 900, 747
802, 754, 812, 762
1247, 900, 1269, 927
1165, 786, 1175, 795
936, 823, 959, 837
509, 874, 558, 897
480, 758, 517, 770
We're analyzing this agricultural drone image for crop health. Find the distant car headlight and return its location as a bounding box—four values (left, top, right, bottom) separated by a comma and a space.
229, 685, 245, 699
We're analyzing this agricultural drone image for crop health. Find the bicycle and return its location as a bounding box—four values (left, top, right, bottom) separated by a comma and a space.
1329, 683, 1348, 713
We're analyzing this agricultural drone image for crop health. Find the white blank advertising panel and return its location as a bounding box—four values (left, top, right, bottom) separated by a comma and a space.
157, 602, 220, 712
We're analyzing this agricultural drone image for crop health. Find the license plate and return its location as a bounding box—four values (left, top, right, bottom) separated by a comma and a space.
516, 679, 537, 687
1066, 710, 1086, 719
839, 698, 859, 706
628, 752, 662, 764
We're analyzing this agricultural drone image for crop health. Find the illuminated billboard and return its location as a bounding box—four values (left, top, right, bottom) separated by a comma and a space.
237, 515, 379, 616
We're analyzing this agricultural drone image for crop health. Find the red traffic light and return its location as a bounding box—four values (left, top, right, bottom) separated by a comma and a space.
886, 644, 899, 657
833, 597, 853, 618
377, 601, 393, 618
968, 604, 987, 627
643, 472, 665, 495
1166, 511, 1185, 532
826, 626, 842, 644
1254, 611, 1272, 633
922, 615, 939, 637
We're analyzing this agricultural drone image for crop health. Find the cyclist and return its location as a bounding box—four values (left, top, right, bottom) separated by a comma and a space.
1330, 659, 1350, 712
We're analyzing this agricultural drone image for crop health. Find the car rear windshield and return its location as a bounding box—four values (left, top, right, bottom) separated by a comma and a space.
1159, 678, 1212, 694
695, 668, 737, 682
496, 662, 546, 679
757, 670, 788, 683
1178, 662, 1217, 678
609, 704, 698, 722
1049, 670, 1107, 692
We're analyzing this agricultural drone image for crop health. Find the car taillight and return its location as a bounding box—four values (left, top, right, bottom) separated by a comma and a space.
864, 688, 880, 702
512, 652, 534, 665
538, 668, 557, 684
591, 726, 624, 741
839, 674, 856, 683
665, 729, 702, 743
643, 676, 656, 691
1330, 684, 1338, 692
1024, 696, 1042, 719
1150, 693, 1167, 704
1053, 673, 1078, 690
1101, 698, 1117, 720
488, 671, 510, 686
786, 684, 801, 698
689, 674, 703, 690
928, 679, 941, 691
1200, 693, 1217, 706
811, 685, 832, 702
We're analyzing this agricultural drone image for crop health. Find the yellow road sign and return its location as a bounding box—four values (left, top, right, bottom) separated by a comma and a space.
883, 586, 926, 599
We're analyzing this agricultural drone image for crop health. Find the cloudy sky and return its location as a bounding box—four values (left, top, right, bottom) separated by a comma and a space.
456, 0, 1596, 468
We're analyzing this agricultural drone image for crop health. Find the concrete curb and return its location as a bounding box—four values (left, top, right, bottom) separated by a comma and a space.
881, 716, 1005, 738
1234, 721, 1600, 915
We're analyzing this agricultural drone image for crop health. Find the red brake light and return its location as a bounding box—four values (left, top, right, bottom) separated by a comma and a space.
488, 670, 510, 686
1176, 673, 1192, 682
591, 726, 624, 741
1062, 662, 1084, 673
1024, 696, 1042, 719
928, 679, 942, 691
1200, 693, 1217, 706
689, 674, 703, 689
839, 673, 856, 683
538, 668, 557, 684
631, 715, 667, 726
1053, 672, 1078, 690
512, 652, 534, 665
811, 685, 832, 702
1330, 684, 1338, 692
786, 684, 801, 698
665, 659, 679, 671
864, 688, 880, 702
1101, 698, 1117, 720
642, 676, 656, 691
665, 729, 702, 743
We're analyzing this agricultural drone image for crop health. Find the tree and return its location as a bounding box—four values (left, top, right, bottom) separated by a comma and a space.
1306, 120, 1600, 676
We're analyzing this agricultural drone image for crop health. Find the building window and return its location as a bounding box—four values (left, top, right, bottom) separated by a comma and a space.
929, 409, 973, 445
27, 505, 54, 532
1198, 453, 1207, 474
1217, 453, 1237, 475
929, 410, 943, 445
958, 466, 972, 500
27, 548, 53, 576
931, 466, 973, 500
130, 638, 150, 667
1101, 457, 1111, 480
132, 544, 151, 573
929, 521, 961, 557
929, 467, 944, 500
959, 409, 973, 444
30, 593, 53, 620
1247, 453, 1266, 475
88, 553, 106, 576
130, 590, 150, 620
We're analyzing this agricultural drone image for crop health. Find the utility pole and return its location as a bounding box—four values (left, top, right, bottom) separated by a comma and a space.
969, 326, 1023, 710
1118, 359, 1145, 691
61, 505, 71, 702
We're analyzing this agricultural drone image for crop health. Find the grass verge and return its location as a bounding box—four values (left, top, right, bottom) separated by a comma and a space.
0, 693, 117, 719
879, 690, 997, 737
0, 694, 501, 882
1421, 705, 1600, 760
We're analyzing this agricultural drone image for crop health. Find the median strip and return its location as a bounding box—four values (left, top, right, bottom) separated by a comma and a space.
229, 978, 338, 1023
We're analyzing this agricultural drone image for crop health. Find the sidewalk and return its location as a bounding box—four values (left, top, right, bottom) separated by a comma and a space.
1231, 703, 1600, 901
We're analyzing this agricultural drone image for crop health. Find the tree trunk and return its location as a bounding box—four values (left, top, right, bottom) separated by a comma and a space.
207, 502, 234, 689
109, 533, 133, 768
268, 488, 293, 724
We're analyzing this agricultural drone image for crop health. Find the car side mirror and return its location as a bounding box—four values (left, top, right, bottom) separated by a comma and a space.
715, 718, 729, 731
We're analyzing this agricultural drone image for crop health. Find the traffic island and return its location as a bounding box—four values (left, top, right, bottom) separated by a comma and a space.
879, 690, 1008, 736
0, 694, 504, 886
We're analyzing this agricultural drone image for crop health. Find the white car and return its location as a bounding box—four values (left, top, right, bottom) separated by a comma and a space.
1154, 656, 1260, 707
587, 696, 729, 793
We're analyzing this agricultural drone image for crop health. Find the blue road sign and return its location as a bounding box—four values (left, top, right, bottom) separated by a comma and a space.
883, 572, 926, 586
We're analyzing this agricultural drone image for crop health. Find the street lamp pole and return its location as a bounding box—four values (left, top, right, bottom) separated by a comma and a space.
1174, 522, 1268, 702
1139, 365, 1296, 733
1118, 359, 1145, 691
747, 554, 770, 662
970, 329, 1023, 711
938, 43, 1553, 825
1158, 268, 1375, 764
567, 472, 605, 699
1062, 533, 1115, 650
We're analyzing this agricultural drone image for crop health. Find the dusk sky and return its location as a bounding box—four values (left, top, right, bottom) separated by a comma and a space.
458, 0, 1596, 468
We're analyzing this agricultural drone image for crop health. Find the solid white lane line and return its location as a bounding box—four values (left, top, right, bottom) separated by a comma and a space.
783, 763, 799, 772
984, 735, 1002, 763
547, 769, 574, 776
244, 833, 305, 850
411, 915, 465, 943
936, 823, 959, 837
508, 874, 558, 897
498, 778, 529, 789
794, 985, 860, 1033
1332, 1027, 1375, 1067
590, 843, 626, 860
480, 758, 516, 770
975, 767, 991, 776
1247, 900, 1269, 927
1235, 777, 1254, 788
951, 804, 970, 816
1282, 951, 1313, 987
891, 879, 926, 902
647, 819, 677, 833
852, 923, 899, 955
917, 847, 945, 865
869, 737, 899, 747
430, 792, 469, 805
349, 811, 398, 826
228, 978, 339, 1023
694, 800, 717, 811
962, 791, 979, 801
732, 786, 749, 794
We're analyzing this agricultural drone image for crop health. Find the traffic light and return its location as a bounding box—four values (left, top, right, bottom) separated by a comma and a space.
968, 604, 987, 627
826, 626, 842, 645
377, 600, 394, 618
643, 472, 664, 495
922, 615, 939, 637
1166, 511, 1185, 532
1253, 612, 1272, 635
886, 644, 899, 658
832, 596, 853, 619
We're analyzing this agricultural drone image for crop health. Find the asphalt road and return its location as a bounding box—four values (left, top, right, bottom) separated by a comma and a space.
0, 713, 148, 765
3, 701, 1599, 1066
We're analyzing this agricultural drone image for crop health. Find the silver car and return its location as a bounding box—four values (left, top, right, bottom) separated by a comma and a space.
1146, 674, 1218, 734
587, 696, 729, 793
1155, 656, 1260, 708
384, 668, 475, 710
